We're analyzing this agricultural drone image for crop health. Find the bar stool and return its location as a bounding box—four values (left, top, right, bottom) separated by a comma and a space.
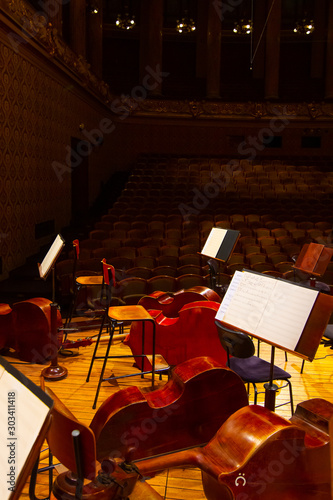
86, 260, 158, 409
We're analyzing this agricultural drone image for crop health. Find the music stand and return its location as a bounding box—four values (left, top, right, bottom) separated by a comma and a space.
200, 227, 240, 293
38, 235, 68, 381
215, 269, 333, 411
293, 242, 333, 287
38, 234, 65, 303
0, 355, 53, 500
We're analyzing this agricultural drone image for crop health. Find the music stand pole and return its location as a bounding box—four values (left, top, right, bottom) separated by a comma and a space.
42, 302, 68, 381
264, 346, 278, 411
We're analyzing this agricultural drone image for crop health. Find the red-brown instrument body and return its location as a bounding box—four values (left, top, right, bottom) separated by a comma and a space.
124, 298, 227, 371
138, 286, 221, 318
9, 298, 63, 363
136, 398, 333, 500
90, 356, 248, 463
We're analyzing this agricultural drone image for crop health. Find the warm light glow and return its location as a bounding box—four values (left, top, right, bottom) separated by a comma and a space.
294, 19, 315, 35
176, 16, 196, 34
233, 19, 253, 35
116, 12, 136, 30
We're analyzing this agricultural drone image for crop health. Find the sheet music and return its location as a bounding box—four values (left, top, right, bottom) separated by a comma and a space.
0, 365, 51, 500
201, 227, 227, 258
216, 270, 319, 352
38, 234, 64, 279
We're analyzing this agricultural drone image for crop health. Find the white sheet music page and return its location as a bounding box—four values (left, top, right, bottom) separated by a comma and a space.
216, 270, 319, 352
216, 270, 277, 332
38, 234, 64, 278
201, 227, 227, 258
0, 367, 50, 500
255, 279, 318, 351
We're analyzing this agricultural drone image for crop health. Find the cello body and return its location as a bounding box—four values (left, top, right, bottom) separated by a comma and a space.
0, 298, 63, 363
135, 398, 333, 499
124, 300, 227, 371
90, 356, 248, 462
138, 286, 221, 318
10, 297, 63, 363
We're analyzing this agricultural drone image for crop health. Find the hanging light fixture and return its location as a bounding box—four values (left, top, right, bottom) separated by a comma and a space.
116, 5, 135, 30
176, 9, 196, 34
294, 19, 314, 35
87, 2, 99, 14
233, 19, 253, 35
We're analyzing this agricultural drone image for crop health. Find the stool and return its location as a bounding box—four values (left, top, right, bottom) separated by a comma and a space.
88, 305, 156, 409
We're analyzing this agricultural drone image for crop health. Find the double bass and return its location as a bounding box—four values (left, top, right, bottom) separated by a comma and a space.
124, 297, 227, 371
123, 398, 333, 499
0, 297, 91, 363
49, 356, 249, 499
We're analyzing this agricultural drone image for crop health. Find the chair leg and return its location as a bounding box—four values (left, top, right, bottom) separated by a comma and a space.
86, 311, 108, 383
29, 450, 54, 500
287, 379, 294, 415
92, 320, 117, 410
251, 382, 258, 404
65, 285, 79, 328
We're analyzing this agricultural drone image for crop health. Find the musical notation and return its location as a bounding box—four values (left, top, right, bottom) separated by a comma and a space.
216, 270, 319, 351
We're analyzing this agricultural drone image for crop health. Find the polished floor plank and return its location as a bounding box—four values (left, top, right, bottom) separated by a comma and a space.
6, 319, 333, 500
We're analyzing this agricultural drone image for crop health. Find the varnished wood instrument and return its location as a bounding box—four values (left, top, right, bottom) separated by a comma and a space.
130, 398, 333, 499
124, 299, 228, 371
48, 356, 249, 499
138, 286, 221, 318
90, 356, 249, 463
0, 298, 93, 363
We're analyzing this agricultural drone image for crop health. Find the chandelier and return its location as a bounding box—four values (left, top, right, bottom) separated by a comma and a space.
176, 11, 196, 34
294, 19, 314, 35
116, 10, 135, 30
233, 19, 253, 35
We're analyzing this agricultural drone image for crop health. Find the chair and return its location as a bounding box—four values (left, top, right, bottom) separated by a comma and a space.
125, 267, 152, 279
177, 264, 202, 276
37, 385, 163, 500
176, 274, 206, 290
156, 254, 179, 268
117, 277, 148, 305
215, 321, 294, 415
65, 240, 104, 327
147, 275, 178, 293
152, 265, 178, 277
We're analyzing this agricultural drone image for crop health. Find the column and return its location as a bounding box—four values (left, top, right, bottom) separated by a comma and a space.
251, 0, 266, 79
264, 0, 281, 99
86, 0, 103, 79
311, 0, 326, 78
196, 0, 208, 79
70, 0, 86, 58
140, 0, 163, 96
325, 0, 333, 99
206, 0, 221, 98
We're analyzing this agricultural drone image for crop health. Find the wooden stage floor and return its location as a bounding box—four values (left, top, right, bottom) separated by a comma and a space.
7, 319, 333, 500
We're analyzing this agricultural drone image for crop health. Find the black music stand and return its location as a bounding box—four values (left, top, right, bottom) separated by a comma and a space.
200, 227, 240, 294
38, 235, 68, 380
215, 269, 333, 412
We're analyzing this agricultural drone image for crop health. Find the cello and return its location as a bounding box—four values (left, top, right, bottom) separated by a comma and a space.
124, 299, 228, 371
138, 286, 221, 318
48, 356, 249, 500
90, 356, 248, 463
125, 398, 333, 499
0, 297, 92, 363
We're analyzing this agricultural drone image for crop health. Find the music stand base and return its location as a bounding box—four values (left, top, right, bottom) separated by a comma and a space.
264, 382, 279, 412
42, 365, 68, 381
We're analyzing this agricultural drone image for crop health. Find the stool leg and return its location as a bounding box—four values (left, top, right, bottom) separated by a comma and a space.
92, 320, 117, 410
65, 284, 79, 327
86, 311, 108, 383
